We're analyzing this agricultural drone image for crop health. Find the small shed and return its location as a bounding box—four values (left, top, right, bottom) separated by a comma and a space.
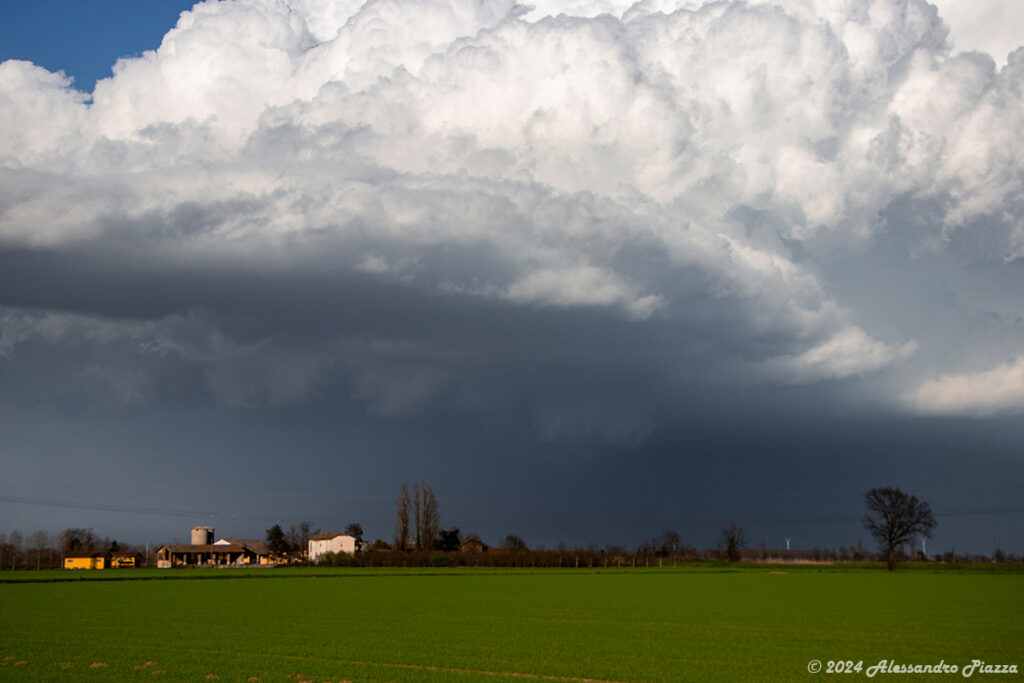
63, 553, 106, 570
110, 552, 140, 568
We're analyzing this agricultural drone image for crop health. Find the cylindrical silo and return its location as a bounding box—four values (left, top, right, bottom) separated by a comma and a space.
190, 526, 213, 545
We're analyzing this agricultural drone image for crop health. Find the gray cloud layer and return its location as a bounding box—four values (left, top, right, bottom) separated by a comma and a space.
1, 0, 1023, 431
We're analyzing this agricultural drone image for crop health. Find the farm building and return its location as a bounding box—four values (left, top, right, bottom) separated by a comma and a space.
461, 537, 490, 553
156, 528, 273, 568
308, 532, 363, 561
156, 539, 272, 568
63, 552, 140, 570
110, 552, 140, 568
64, 553, 106, 570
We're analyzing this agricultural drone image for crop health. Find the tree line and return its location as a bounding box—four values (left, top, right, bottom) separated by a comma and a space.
0, 528, 153, 570
312, 484, 1021, 570
5, 486, 1020, 571
264, 521, 319, 558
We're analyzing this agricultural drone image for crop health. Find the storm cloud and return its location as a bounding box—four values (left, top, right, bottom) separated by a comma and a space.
1, 0, 1022, 550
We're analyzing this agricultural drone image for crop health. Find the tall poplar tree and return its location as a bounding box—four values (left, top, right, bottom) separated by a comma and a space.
420, 482, 440, 551
414, 483, 422, 551
395, 483, 410, 551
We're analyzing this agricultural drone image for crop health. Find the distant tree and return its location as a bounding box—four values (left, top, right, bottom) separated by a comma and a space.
719, 523, 747, 562
863, 486, 937, 571
58, 528, 97, 555
286, 525, 301, 553
395, 483, 410, 551
8, 531, 23, 570
345, 523, 364, 550
635, 537, 658, 556
30, 530, 48, 571
396, 482, 441, 552
265, 524, 290, 558
504, 535, 527, 552
419, 482, 440, 551
414, 483, 423, 550
660, 530, 680, 556
439, 527, 462, 552
284, 521, 317, 560
298, 521, 317, 561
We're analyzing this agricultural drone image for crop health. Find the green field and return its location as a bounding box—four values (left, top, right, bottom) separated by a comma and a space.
1, 565, 1021, 682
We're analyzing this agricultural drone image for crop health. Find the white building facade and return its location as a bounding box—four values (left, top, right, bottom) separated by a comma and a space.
308, 533, 358, 561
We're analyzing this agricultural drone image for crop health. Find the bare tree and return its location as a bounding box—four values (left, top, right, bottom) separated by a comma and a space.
504, 535, 527, 551
8, 531, 22, 570
58, 528, 97, 555
420, 482, 440, 551
863, 486, 937, 571
719, 522, 747, 562
298, 521, 315, 548
395, 483, 410, 551
30, 530, 48, 571
414, 483, 422, 551
285, 521, 316, 563
661, 530, 680, 556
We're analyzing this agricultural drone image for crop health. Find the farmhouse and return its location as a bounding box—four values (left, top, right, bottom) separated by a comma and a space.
308, 532, 362, 561
156, 527, 273, 568
461, 537, 490, 553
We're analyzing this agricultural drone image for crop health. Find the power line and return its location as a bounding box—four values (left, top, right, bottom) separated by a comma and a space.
0, 493, 377, 527
1, 472, 1017, 504
2, 493, 1022, 532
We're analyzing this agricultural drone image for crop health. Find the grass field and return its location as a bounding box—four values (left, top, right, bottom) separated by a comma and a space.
1, 565, 1021, 682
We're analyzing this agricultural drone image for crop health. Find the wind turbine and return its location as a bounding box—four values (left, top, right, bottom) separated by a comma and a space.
785, 536, 791, 551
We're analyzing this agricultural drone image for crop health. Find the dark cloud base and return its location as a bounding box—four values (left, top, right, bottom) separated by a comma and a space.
2, 246, 1021, 554
3, 388, 1021, 554
2, 0, 1024, 555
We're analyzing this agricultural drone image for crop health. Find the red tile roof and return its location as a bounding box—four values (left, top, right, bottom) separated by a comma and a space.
310, 532, 351, 541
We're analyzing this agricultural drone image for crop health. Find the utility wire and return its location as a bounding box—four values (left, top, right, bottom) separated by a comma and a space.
0, 472, 1016, 504
2, 493, 1022, 532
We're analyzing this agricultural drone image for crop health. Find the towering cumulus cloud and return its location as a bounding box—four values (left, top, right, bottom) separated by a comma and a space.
1, 0, 1022, 426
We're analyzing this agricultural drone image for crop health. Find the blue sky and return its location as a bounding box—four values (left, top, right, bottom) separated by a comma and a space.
0, 0, 1022, 555
4, 0, 1022, 94
0, 0, 194, 92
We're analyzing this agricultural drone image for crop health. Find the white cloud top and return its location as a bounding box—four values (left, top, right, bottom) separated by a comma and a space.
769, 327, 918, 384
905, 357, 1024, 416
1, 0, 1023, 421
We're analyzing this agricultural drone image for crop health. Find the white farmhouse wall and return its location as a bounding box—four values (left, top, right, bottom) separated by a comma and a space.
308, 534, 357, 561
